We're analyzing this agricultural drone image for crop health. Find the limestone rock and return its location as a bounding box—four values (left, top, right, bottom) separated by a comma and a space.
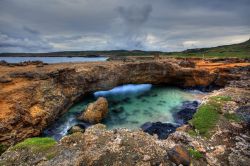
0, 125, 172, 165
78, 97, 108, 123
167, 145, 191, 166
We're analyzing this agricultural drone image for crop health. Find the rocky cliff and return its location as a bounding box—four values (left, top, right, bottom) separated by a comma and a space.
0, 58, 249, 146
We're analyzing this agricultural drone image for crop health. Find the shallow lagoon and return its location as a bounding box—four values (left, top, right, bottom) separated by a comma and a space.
43, 84, 204, 140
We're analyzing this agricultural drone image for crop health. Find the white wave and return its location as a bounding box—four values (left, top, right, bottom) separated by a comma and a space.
94, 84, 152, 97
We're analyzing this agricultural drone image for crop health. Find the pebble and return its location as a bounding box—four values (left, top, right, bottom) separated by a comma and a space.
143, 155, 151, 161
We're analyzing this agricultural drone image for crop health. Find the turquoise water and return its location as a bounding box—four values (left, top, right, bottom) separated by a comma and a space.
43, 84, 204, 140
0, 56, 107, 63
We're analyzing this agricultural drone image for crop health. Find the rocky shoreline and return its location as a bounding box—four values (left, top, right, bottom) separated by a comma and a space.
0, 58, 249, 165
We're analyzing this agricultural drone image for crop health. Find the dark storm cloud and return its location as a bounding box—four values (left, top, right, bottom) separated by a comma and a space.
109, 4, 153, 49
118, 4, 152, 25
0, 0, 249, 52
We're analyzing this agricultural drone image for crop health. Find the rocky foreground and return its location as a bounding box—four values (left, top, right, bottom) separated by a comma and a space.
0, 58, 249, 165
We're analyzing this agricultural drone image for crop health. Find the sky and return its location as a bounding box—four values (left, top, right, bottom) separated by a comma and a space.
0, 0, 249, 53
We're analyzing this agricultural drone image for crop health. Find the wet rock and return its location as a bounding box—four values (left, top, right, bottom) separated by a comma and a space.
111, 107, 124, 113
141, 122, 178, 139
78, 97, 108, 123
67, 124, 86, 134
167, 145, 191, 166
174, 101, 199, 124
121, 97, 131, 103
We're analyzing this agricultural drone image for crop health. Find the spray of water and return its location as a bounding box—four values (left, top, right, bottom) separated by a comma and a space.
94, 84, 152, 98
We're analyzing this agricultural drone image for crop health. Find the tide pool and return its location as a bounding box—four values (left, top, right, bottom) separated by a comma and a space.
43, 84, 204, 140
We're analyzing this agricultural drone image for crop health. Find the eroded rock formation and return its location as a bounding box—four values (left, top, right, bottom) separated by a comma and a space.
78, 97, 108, 123
0, 58, 249, 146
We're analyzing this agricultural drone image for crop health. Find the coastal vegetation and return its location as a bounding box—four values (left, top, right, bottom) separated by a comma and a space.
188, 148, 203, 159
11, 137, 56, 153
189, 95, 232, 137
167, 39, 250, 58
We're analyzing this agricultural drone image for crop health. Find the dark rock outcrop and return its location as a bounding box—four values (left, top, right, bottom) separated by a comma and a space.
141, 122, 179, 139
174, 101, 199, 124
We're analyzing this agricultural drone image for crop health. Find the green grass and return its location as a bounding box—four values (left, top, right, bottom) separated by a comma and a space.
189, 95, 234, 137
224, 113, 241, 122
165, 39, 250, 58
12, 137, 56, 153
190, 103, 220, 137
209, 96, 232, 102
188, 148, 203, 159
187, 129, 198, 137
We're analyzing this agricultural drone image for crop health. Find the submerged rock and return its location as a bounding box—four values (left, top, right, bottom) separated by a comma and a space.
141, 122, 178, 139
78, 97, 108, 123
67, 124, 86, 134
111, 106, 124, 113
167, 145, 191, 166
174, 101, 199, 124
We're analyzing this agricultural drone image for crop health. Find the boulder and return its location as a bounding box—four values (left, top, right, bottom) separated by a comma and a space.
78, 97, 108, 123
141, 122, 178, 139
67, 124, 86, 134
167, 145, 191, 166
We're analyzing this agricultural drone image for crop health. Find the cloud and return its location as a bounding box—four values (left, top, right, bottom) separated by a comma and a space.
117, 4, 152, 25
107, 4, 153, 50
0, 0, 249, 52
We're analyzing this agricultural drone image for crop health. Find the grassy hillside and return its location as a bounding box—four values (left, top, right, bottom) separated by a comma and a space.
0, 39, 249, 58
165, 39, 250, 58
